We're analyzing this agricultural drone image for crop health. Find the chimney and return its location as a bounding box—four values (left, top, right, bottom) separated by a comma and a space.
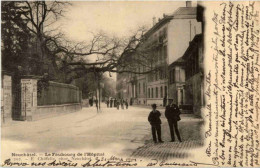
153, 17, 156, 26
186, 1, 192, 7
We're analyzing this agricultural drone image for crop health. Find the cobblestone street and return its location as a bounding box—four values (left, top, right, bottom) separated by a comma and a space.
131, 119, 204, 160
2, 104, 204, 161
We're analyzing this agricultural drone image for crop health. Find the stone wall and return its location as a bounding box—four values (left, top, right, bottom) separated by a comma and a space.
29, 103, 82, 121
21, 77, 82, 121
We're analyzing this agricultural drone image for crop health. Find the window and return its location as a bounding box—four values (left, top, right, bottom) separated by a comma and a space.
143, 83, 145, 94
164, 45, 167, 59
157, 50, 160, 63
159, 69, 162, 79
169, 69, 172, 83
159, 31, 163, 43
176, 68, 180, 82
163, 28, 167, 39
152, 88, 154, 98
156, 87, 158, 98
173, 68, 175, 83
164, 86, 167, 98
139, 83, 141, 94
160, 86, 163, 98
159, 48, 163, 61
148, 88, 150, 98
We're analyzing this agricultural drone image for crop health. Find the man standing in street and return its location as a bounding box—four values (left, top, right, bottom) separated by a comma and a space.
110, 98, 113, 108
165, 103, 182, 142
148, 104, 163, 143
121, 99, 124, 110
106, 99, 109, 108
125, 99, 129, 109
117, 99, 120, 110
114, 98, 117, 107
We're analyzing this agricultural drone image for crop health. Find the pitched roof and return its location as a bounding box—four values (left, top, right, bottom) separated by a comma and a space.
144, 7, 197, 38
173, 7, 197, 15
169, 57, 186, 67
182, 34, 202, 59
144, 15, 173, 38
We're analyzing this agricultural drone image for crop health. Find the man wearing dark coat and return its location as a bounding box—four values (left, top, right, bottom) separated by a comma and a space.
114, 98, 117, 107
106, 99, 109, 108
125, 99, 129, 109
117, 100, 120, 110
110, 99, 113, 108
165, 103, 182, 142
148, 104, 163, 143
121, 99, 124, 109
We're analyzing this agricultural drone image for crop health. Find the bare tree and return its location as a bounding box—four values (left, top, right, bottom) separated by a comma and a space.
17, 1, 70, 75
16, 1, 159, 82
10, 1, 165, 111
47, 28, 161, 82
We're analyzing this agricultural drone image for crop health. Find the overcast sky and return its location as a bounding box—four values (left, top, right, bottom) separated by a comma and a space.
60, 1, 186, 42
57, 1, 188, 80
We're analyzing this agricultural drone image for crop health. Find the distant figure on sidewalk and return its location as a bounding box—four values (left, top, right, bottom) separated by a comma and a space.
110, 99, 113, 108
106, 99, 109, 108
95, 99, 98, 108
125, 99, 128, 109
117, 100, 120, 110
89, 98, 93, 106
148, 104, 163, 143
114, 98, 117, 107
165, 103, 182, 142
121, 99, 124, 110
163, 97, 167, 107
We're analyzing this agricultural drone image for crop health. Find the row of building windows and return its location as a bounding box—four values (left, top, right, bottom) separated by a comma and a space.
138, 82, 146, 95
152, 27, 167, 44
148, 86, 167, 98
148, 67, 167, 82
127, 83, 167, 99
151, 45, 167, 67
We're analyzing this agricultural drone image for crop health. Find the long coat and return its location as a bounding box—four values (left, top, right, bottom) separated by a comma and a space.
148, 110, 162, 125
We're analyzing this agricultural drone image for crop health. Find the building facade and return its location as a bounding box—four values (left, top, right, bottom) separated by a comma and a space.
116, 2, 202, 109
183, 34, 204, 116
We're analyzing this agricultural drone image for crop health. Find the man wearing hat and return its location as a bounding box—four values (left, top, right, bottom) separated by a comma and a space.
165, 103, 182, 142
148, 104, 164, 143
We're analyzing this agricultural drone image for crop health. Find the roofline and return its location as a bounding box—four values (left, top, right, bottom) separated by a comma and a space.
182, 34, 203, 59
144, 15, 173, 38
169, 59, 186, 68
168, 33, 202, 68
144, 7, 197, 38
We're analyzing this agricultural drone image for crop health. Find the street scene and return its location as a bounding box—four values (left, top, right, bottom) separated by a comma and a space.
1, 0, 206, 165
2, 104, 203, 160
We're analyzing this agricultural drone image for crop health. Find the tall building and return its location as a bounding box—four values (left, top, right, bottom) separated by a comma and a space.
168, 2, 205, 116
116, 2, 202, 107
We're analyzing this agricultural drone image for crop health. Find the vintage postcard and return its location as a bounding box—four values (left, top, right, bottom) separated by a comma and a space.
1, 0, 259, 167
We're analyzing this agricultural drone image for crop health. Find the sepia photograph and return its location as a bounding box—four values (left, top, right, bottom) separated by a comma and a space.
1, 0, 259, 167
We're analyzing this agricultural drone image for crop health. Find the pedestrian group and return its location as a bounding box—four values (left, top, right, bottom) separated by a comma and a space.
106, 98, 129, 110
148, 103, 182, 143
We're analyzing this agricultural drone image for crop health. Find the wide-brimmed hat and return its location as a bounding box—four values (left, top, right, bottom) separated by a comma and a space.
151, 104, 157, 108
